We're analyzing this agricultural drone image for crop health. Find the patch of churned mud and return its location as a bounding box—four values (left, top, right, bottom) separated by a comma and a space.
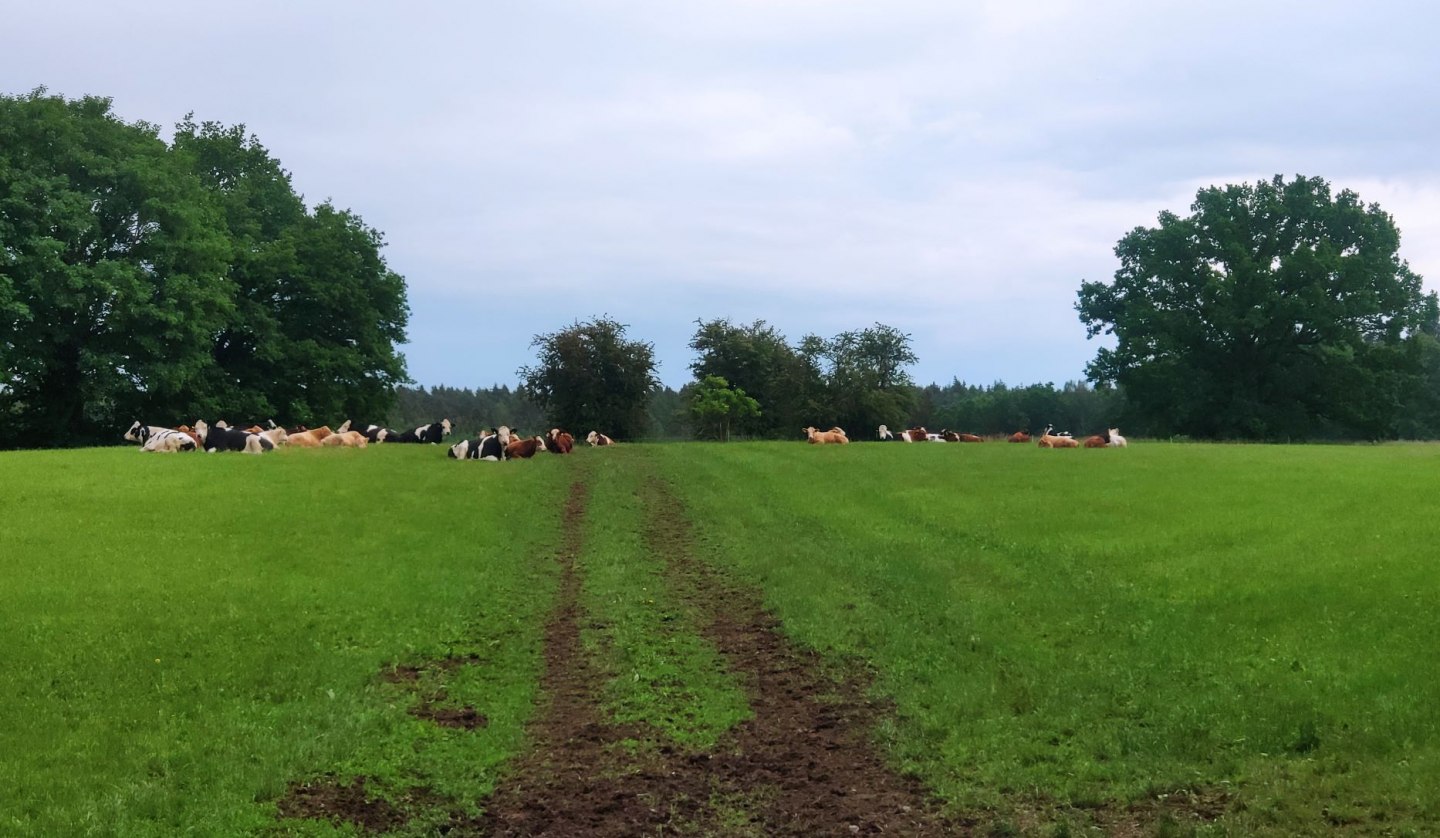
275, 776, 407, 833
410, 697, 489, 730
472, 473, 958, 836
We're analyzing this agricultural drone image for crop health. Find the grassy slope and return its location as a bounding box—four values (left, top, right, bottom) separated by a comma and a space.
0, 445, 567, 836
646, 441, 1440, 834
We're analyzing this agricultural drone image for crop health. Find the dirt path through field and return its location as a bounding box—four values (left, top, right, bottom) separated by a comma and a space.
475, 463, 956, 836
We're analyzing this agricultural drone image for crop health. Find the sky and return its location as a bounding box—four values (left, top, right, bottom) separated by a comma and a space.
7, 1, 1440, 389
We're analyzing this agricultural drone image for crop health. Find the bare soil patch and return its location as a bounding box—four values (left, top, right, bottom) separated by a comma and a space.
275, 775, 406, 834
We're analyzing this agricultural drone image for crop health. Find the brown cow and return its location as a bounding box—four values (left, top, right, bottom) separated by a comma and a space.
321, 430, 369, 448
546, 428, 574, 454
1083, 431, 1110, 448
505, 436, 548, 459
286, 426, 334, 448
804, 426, 849, 445
1007, 431, 1031, 443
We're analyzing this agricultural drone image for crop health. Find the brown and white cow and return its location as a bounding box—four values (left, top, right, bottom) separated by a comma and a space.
505, 436, 548, 459
586, 431, 614, 447
546, 429, 575, 454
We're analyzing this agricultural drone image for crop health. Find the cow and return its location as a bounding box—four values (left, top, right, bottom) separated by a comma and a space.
258, 427, 290, 447
123, 422, 198, 453
194, 420, 271, 454
1083, 430, 1111, 448
389, 419, 453, 444
1107, 428, 1128, 448
939, 430, 985, 443
345, 424, 392, 443
1007, 431, 1031, 443
546, 428, 575, 454
321, 430, 369, 448
1036, 425, 1078, 449
586, 431, 614, 447
449, 432, 507, 461
896, 427, 929, 443
804, 426, 849, 445
878, 424, 895, 440
505, 435, 547, 459
285, 426, 334, 448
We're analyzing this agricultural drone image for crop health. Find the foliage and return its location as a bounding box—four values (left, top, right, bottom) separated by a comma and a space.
1077, 174, 1439, 440
688, 319, 916, 438
171, 117, 409, 426
812, 323, 919, 435
689, 375, 760, 441
0, 90, 408, 448
0, 90, 231, 447
909, 378, 1129, 438
387, 383, 546, 436
688, 318, 826, 437
519, 316, 660, 440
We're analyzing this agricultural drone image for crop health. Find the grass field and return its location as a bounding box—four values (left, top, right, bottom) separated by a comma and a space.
2, 440, 1438, 835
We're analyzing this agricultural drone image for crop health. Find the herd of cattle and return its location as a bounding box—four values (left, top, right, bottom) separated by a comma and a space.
126, 417, 1128, 453
123, 418, 618, 459
802, 424, 1130, 447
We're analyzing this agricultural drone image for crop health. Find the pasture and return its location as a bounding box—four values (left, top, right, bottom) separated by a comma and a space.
1, 440, 1437, 835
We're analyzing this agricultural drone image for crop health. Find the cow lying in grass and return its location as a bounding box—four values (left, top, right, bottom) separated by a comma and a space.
547, 429, 575, 454
123, 422, 198, 453
505, 435, 547, 459
388, 419, 452, 444
804, 426, 849, 445
586, 431, 614, 446
321, 430, 368, 448
448, 427, 517, 461
1107, 428, 1128, 448
286, 427, 334, 448
194, 420, 272, 454
1036, 426, 1078, 449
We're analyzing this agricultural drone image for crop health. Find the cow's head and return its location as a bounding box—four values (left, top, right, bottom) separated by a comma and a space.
441, 418, 453, 437
123, 421, 145, 443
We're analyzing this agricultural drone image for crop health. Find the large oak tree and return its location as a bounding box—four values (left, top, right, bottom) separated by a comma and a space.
1077, 175, 1438, 440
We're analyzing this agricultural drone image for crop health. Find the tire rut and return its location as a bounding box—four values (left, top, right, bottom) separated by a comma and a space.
472, 467, 959, 836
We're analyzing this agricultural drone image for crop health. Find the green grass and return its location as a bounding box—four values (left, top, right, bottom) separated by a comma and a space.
6, 440, 1440, 835
0, 445, 568, 836
576, 453, 750, 750
646, 441, 1440, 834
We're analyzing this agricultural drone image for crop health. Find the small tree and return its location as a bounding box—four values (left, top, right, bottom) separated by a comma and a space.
689, 375, 760, 441
519, 316, 659, 439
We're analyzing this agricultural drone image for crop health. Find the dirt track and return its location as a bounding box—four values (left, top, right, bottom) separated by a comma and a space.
474, 472, 955, 836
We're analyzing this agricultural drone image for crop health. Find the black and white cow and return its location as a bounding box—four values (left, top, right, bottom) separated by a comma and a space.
446, 426, 510, 461
123, 422, 198, 453
389, 419, 453, 444
194, 420, 272, 454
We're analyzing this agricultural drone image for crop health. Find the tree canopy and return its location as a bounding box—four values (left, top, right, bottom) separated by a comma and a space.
689, 375, 760, 441
0, 90, 409, 447
519, 316, 660, 440
1077, 175, 1438, 440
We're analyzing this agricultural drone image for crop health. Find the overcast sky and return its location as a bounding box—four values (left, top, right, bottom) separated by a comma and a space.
7, 1, 1440, 389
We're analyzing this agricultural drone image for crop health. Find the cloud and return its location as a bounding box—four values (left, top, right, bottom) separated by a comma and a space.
6, 1, 1440, 391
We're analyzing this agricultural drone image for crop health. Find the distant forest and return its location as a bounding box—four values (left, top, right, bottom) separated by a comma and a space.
388, 378, 1125, 442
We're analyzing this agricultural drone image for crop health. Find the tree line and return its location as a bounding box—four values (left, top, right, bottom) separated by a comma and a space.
6, 90, 1437, 447
0, 89, 407, 448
